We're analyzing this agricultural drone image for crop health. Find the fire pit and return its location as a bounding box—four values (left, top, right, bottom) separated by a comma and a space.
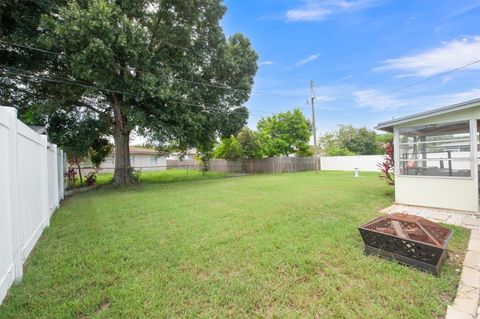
358, 213, 453, 276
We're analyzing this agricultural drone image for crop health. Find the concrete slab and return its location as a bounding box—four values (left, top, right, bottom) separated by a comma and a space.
453, 285, 480, 316
461, 267, 480, 289
464, 251, 480, 270
468, 238, 480, 253
446, 305, 474, 319
464, 216, 480, 228
445, 306, 474, 319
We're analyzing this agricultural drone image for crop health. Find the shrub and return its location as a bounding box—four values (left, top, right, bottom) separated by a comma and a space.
85, 171, 97, 186
378, 139, 394, 185
64, 167, 77, 188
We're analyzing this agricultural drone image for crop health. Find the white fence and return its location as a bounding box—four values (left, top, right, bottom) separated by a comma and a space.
0, 107, 65, 305
320, 155, 383, 172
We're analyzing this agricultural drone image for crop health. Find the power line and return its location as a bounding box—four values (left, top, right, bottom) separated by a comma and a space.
343, 61, 479, 100
15, 0, 260, 72
0, 66, 274, 116
382, 59, 480, 95
0, 39, 307, 98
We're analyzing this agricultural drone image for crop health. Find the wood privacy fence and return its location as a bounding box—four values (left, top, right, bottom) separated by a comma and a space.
0, 107, 65, 305
167, 157, 318, 174
168, 155, 384, 173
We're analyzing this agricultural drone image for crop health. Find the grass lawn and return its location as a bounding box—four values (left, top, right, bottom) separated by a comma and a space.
71, 168, 225, 188
0, 171, 469, 318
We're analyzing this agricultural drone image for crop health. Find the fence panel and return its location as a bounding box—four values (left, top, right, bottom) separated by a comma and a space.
0, 109, 15, 305
0, 107, 64, 305
166, 156, 318, 174
167, 156, 383, 173
321, 155, 383, 172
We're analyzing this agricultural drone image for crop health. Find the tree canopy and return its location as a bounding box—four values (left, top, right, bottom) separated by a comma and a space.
213, 127, 263, 160
319, 125, 392, 156
257, 108, 312, 157
214, 109, 313, 160
1, 0, 258, 185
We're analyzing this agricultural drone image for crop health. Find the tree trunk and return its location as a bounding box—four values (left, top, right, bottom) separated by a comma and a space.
112, 101, 136, 185
76, 162, 83, 187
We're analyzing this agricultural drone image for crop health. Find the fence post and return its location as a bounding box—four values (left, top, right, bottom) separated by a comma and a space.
59, 149, 65, 200
52, 144, 59, 210
4, 107, 23, 283
63, 151, 67, 194
40, 135, 50, 227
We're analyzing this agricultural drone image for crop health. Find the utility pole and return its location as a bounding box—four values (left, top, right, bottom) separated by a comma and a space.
310, 80, 319, 173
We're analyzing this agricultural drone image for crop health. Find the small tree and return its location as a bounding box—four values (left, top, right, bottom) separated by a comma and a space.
378, 139, 394, 185
47, 112, 111, 186
237, 127, 263, 159
213, 137, 242, 160
257, 108, 312, 157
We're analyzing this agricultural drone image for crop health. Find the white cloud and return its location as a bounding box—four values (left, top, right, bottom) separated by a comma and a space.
285, 0, 381, 22
286, 6, 331, 22
376, 37, 480, 77
353, 89, 409, 111
353, 87, 480, 113
440, 88, 480, 105
298, 53, 320, 66
448, 1, 480, 18
258, 61, 274, 66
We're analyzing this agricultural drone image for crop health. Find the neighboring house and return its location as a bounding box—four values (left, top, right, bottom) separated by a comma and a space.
82, 146, 167, 172
376, 98, 480, 212
167, 149, 197, 161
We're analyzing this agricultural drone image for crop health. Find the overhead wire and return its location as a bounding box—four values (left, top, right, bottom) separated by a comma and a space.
0, 39, 306, 98
0, 66, 274, 116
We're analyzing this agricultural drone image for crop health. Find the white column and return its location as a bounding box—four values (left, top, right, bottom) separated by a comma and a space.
470, 119, 478, 212
4, 107, 23, 283
393, 126, 400, 203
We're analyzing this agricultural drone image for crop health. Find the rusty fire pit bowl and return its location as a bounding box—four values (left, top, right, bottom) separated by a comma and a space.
358, 213, 453, 276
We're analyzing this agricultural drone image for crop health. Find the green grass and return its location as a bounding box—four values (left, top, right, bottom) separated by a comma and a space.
0, 171, 469, 318
71, 169, 225, 188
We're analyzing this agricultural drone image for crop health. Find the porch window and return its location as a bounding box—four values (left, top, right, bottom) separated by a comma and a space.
150, 156, 157, 165
398, 121, 471, 177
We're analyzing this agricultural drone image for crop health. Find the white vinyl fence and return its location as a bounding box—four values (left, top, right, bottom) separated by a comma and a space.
0, 107, 65, 305
320, 155, 383, 172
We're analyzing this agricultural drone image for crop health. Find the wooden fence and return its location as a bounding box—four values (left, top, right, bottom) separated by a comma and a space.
167, 157, 318, 174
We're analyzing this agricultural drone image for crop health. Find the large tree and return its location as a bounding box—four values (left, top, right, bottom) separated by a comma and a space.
257, 108, 312, 157
319, 125, 392, 156
1, 0, 257, 185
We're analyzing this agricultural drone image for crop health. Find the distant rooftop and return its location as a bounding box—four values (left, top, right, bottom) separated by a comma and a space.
112, 146, 158, 155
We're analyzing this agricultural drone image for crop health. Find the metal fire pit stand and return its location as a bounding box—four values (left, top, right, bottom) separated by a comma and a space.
358, 214, 453, 276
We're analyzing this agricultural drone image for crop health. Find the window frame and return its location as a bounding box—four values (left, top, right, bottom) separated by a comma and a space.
395, 120, 474, 180
150, 156, 158, 165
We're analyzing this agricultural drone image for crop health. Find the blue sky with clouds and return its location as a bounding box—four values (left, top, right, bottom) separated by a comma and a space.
221, 0, 480, 134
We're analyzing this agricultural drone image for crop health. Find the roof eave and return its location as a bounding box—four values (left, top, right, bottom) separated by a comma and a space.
375, 97, 480, 131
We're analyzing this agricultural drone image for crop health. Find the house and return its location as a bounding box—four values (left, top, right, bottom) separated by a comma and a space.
83, 146, 167, 172
167, 148, 197, 161
376, 98, 479, 212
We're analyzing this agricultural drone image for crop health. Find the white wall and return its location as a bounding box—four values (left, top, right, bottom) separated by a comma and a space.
395, 177, 477, 212
0, 107, 65, 305
129, 154, 167, 171
393, 110, 478, 212
82, 154, 167, 172
320, 155, 383, 172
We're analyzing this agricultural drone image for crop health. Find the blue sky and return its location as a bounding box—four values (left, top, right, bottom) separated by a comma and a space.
221, 0, 480, 134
